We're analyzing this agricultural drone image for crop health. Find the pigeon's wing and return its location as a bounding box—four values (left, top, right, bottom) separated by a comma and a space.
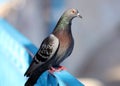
24, 34, 59, 77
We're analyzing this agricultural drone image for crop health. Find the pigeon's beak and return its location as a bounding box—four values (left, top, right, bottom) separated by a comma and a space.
77, 13, 82, 18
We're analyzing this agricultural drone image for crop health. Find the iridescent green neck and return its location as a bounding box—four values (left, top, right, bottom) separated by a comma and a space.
56, 15, 71, 30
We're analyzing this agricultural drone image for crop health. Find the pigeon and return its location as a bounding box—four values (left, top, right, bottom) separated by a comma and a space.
24, 8, 82, 86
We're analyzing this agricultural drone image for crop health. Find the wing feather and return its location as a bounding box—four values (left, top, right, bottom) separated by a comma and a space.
24, 34, 59, 77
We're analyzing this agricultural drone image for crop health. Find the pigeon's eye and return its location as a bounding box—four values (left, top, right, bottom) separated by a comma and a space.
71, 9, 76, 14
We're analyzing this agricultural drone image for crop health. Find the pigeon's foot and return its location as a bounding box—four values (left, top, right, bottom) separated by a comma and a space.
48, 66, 66, 74
56, 66, 66, 71
48, 67, 56, 74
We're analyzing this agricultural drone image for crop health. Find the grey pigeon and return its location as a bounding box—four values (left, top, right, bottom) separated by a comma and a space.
24, 8, 82, 86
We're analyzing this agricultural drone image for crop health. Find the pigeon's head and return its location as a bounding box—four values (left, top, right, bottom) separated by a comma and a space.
63, 8, 82, 20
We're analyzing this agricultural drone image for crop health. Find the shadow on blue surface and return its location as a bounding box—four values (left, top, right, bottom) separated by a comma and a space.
0, 18, 84, 86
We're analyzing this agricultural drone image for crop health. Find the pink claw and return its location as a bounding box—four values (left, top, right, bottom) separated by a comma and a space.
48, 67, 56, 74
48, 66, 66, 74
57, 66, 66, 71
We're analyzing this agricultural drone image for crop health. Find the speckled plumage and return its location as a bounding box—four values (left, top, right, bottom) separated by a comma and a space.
24, 8, 82, 86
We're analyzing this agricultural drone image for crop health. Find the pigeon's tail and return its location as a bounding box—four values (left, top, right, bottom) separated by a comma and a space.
25, 68, 46, 86
25, 74, 39, 86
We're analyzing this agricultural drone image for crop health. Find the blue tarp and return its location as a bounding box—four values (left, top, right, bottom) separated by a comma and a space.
0, 18, 84, 86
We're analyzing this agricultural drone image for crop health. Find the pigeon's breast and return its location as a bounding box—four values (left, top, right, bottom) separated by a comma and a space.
53, 30, 74, 65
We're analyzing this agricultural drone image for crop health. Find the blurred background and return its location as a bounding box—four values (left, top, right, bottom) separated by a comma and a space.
0, 0, 120, 86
